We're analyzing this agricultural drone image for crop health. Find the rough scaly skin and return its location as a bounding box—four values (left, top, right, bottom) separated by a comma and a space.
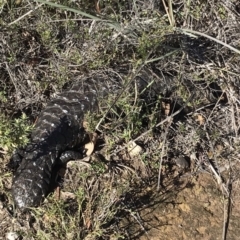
11, 69, 158, 209
11, 80, 99, 209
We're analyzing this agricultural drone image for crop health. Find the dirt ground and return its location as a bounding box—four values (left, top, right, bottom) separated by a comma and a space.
119, 167, 240, 240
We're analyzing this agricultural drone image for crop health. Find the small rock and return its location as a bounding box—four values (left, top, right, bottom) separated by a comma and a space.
175, 156, 190, 169
6, 232, 19, 240
127, 141, 143, 157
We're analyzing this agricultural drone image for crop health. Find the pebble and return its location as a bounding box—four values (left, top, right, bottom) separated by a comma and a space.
6, 232, 19, 240
175, 156, 190, 169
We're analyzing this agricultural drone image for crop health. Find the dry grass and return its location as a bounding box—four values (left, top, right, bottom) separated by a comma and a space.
0, 0, 240, 239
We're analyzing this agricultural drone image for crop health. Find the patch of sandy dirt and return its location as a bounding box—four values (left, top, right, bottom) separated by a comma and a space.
120, 168, 240, 240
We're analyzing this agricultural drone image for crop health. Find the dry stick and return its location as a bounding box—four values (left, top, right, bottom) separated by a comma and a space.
131, 211, 150, 240
161, 0, 175, 26
157, 126, 169, 191
203, 92, 230, 194
183, 0, 191, 27
4, 62, 18, 92
222, 199, 228, 240
131, 95, 192, 143
178, 28, 240, 55
231, 103, 238, 136
115, 164, 137, 176
47, 18, 102, 22
205, 91, 226, 122
227, 87, 239, 136
222, 177, 232, 240
161, 0, 172, 26
168, 0, 175, 26
157, 98, 180, 190
205, 130, 229, 195
186, 103, 216, 116
145, 50, 179, 64
8, 3, 44, 26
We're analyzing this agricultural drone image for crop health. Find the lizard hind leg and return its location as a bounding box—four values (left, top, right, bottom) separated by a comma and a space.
59, 150, 85, 165
8, 149, 25, 170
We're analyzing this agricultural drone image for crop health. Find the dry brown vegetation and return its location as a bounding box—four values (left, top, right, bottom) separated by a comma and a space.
1, 0, 240, 239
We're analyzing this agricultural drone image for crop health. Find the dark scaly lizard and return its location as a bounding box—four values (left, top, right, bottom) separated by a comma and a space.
11, 78, 100, 210
10, 68, 160, 210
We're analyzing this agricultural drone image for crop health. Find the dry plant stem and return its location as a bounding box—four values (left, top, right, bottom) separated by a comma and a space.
227, 87, 239, 136
186, 103, 216, 116
132, 96, 191, 142
145, 50, 179, 63
129, 210, 150, 240
178, 28, 240, 55
8, 3, 44, 26
183, 0, 191, 27
4, 62, 17, 92
222, 178, 232, 240
230, 103, 238, 136
203, 94, 232, 195
168, 0, 175, 26
205, 92, 226, 123
222, 200, 227, 240
47, 18, 100, 22
205, 131, 229, 195
115, 164, 137, 176
161, 0, 172, 26
162, 0, 175, 26
157, 127, 168, 191
133, 80, 138, 107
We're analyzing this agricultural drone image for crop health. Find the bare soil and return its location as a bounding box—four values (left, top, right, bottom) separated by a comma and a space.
129, 172, 240, 240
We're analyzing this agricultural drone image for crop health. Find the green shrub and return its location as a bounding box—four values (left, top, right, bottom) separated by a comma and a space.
0, 114, 32, 153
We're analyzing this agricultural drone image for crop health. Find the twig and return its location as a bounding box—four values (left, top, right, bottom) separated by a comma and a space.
161, 0, 175, 26
222, 178, 232, 240
178, 28, 240, 55
4, 62, 17, 92
109, 108, 174, 157
145, 50, 179, 63
168, 0, 175, 26
204, 92, 226, 124
186, 103, 216, 116
205, 131, 229, 195
157, 126, 168, 191
115, 164, 138, 176
8, 3, 44, 26
131, 102, 186, 142
129, 210, 150, 240
161, 0, 172, 26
